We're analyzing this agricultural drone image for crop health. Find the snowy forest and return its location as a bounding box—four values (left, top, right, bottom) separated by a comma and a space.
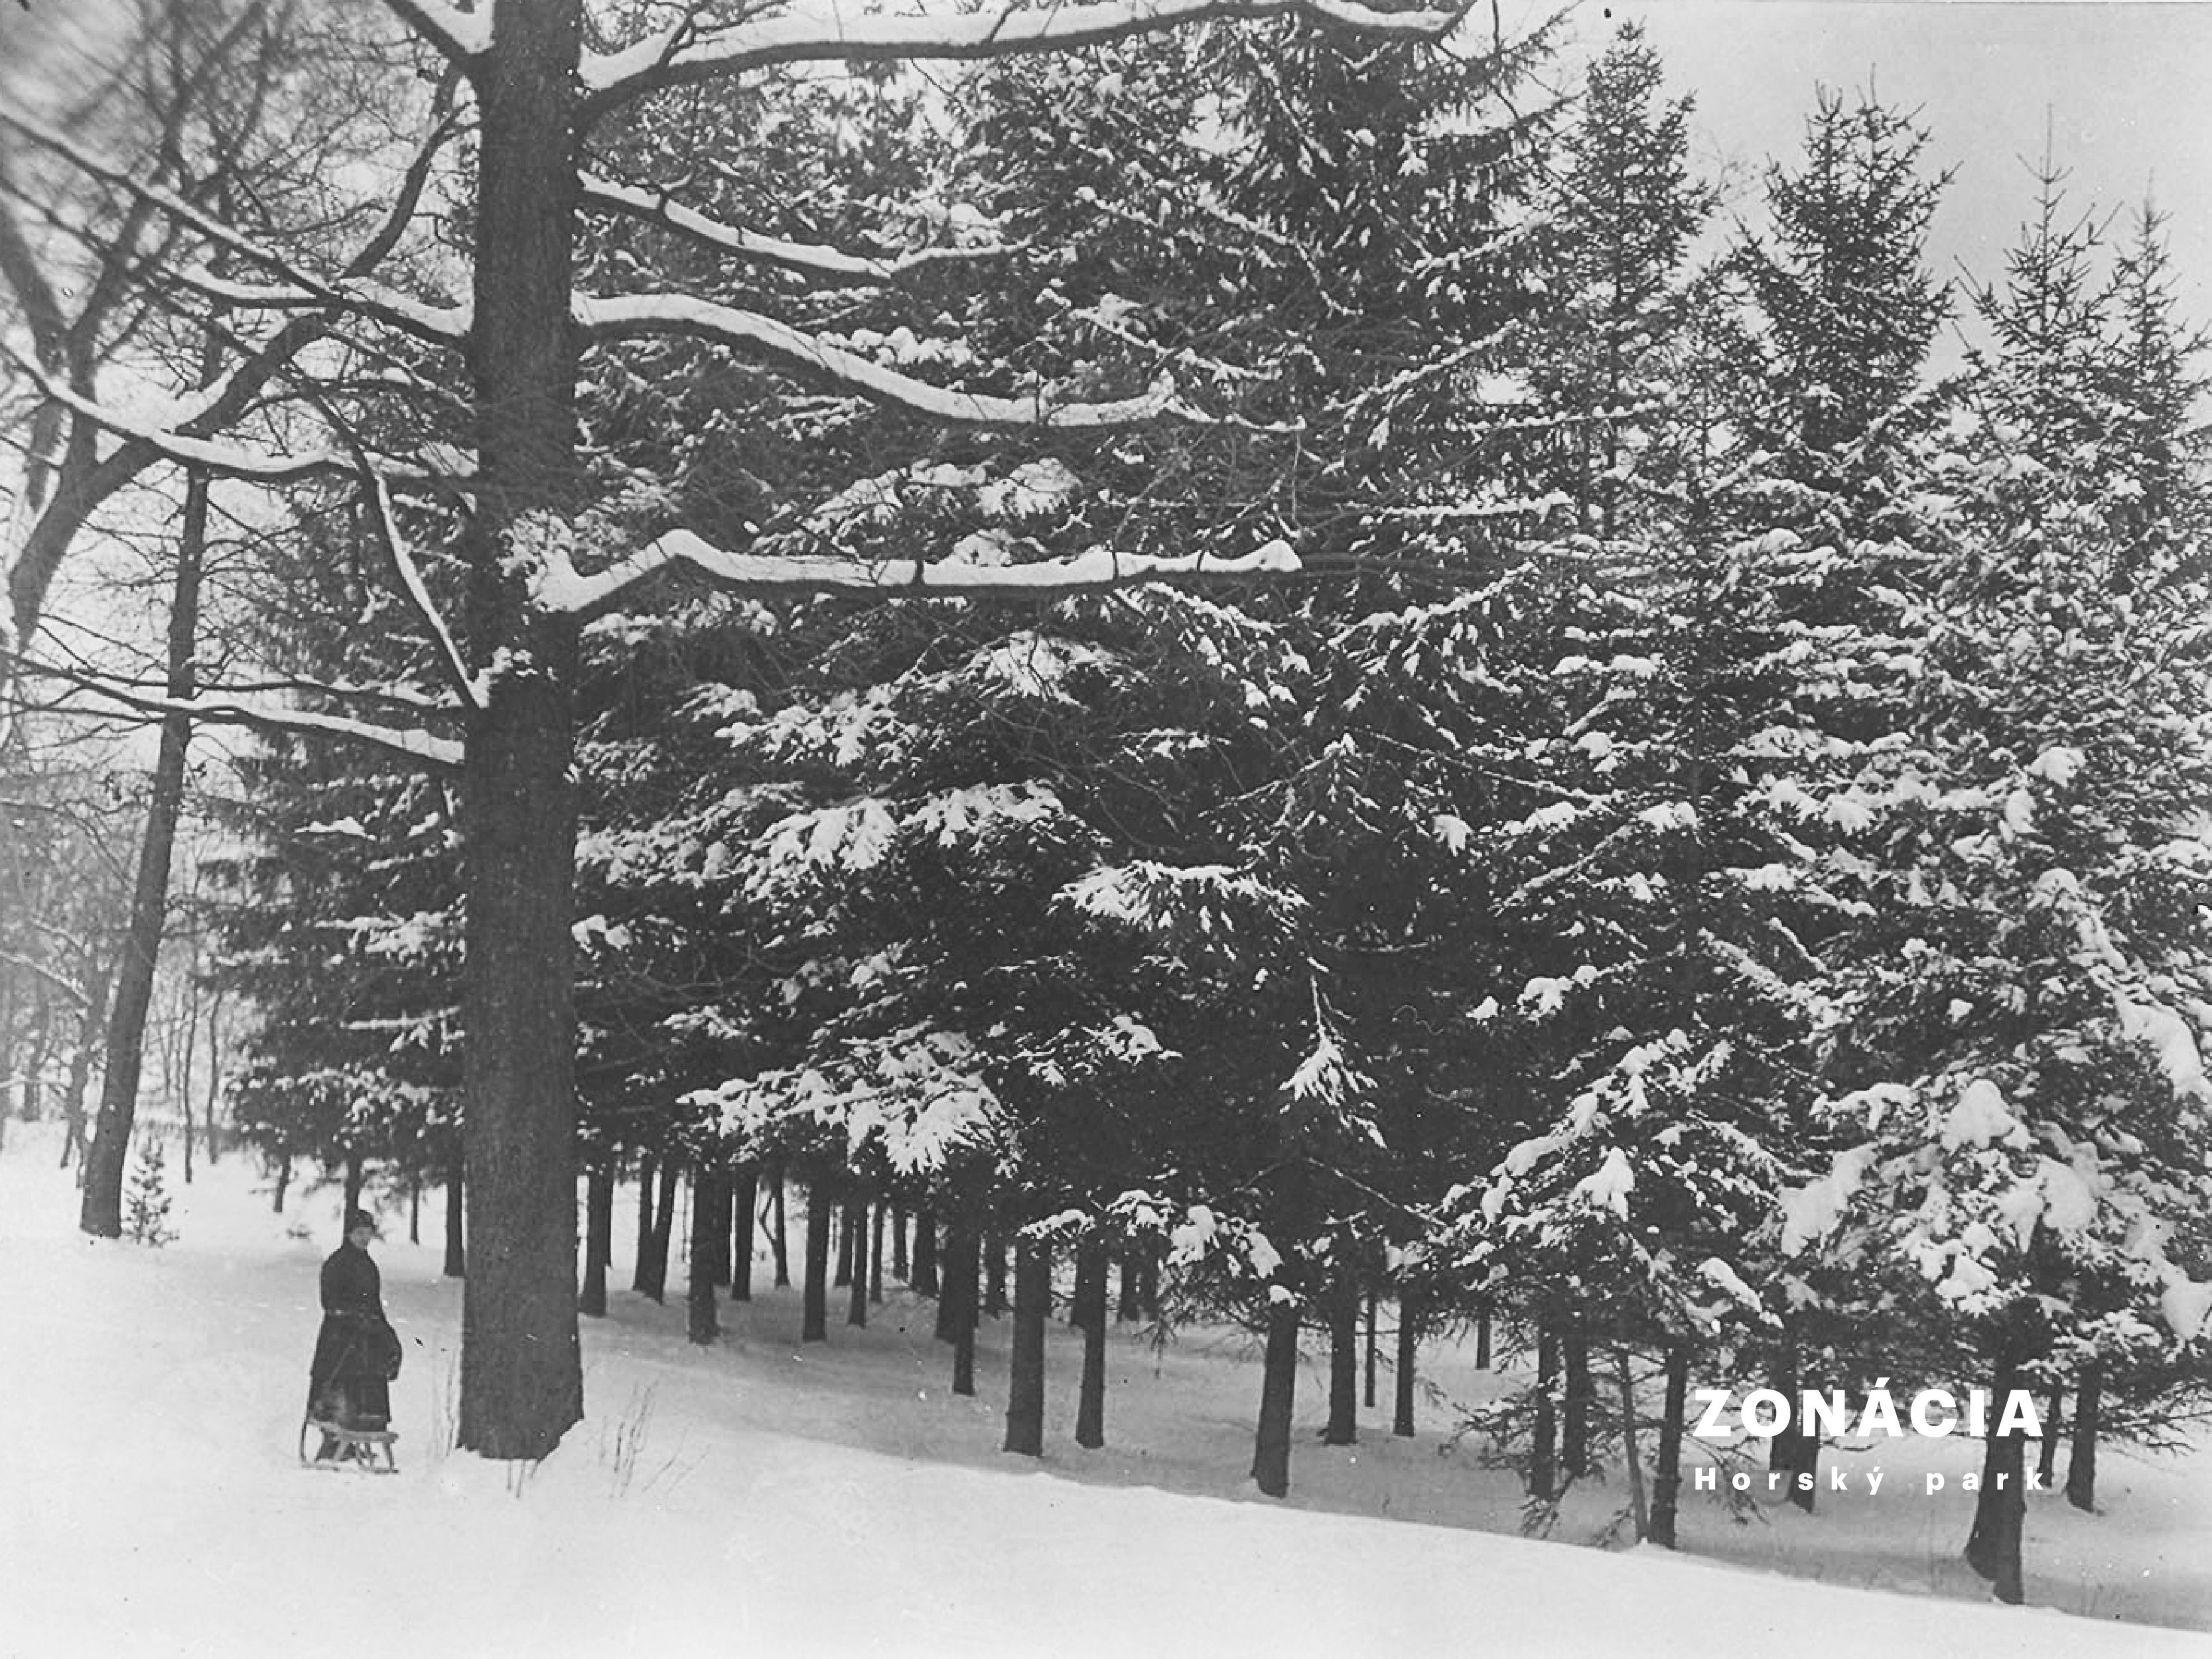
1, 0, 2209, 1632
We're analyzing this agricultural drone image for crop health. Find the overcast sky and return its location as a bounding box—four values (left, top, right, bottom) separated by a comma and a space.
1542, 1, 2212, 364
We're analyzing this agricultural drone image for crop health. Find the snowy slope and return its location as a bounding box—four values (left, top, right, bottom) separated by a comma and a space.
3, 1128, 2206, 1659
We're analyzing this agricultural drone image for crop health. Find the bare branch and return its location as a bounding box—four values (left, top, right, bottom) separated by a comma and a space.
582, 0, 1467, 118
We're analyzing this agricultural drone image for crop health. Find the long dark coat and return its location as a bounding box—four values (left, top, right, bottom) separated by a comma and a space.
308, 1242, 399, 1428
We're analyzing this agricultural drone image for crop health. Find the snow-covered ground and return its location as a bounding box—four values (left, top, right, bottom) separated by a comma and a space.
3, 1124, 2207, 1659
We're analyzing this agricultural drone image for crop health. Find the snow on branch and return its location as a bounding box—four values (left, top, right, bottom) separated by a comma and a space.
576, 293, 1196, 427
23, 663, 462, 771
381, 0, 493, 64
579, 174, 1023, 287
359, 464, 483, 714
530, 526, 1299, 616
583, 0, 1468, 113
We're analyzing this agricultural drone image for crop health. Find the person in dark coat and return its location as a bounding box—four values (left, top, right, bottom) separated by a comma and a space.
308, 1209, 401, 1458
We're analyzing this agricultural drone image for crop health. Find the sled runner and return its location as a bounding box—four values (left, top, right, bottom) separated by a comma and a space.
299, 1414, 399, 1473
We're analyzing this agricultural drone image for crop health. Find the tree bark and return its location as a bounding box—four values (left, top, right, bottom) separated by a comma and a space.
768, 1163, 790, 1288
868, 1199, 885, 1304
1531, 1324, 1560, 1501
890, 1201, 908, 1282
637, 1158, 677, 1301
985, 1228, 1008, 1318
1562, 1323, 1592, 1477
632, 1153, 656, 1291
1965, 1364, 2029, 1605
802, 1183, 831, 1343
1324, 1263, 1359, 1446
835, 1198, 855, 1289
2067, 1362, 2101, 1512
912, 1206, 937, 1295
1393, 1289, 1418, 1438
1363, 1286, 1378, 1410
1075, 1234, 1109, 1449
945, 1223, 981, 1396
1004, 1235, 1050, 1457
579, 1160, 611, 1317
80, 467, 205, 1239
1117, 1252, 1142, 1323
846, 1199, 870, 1327
1069, 1236, 1106, 1331
451, 0, 589, 1463
1251, 1293, 1300, 1498
728, 1164, 757, 1303
443, 1141, 465, 1279
1649, 1345, 1689, 1550
687, 1165, 722, 1345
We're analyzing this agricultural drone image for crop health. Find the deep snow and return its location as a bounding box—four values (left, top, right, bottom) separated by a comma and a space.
3, 1124, 2207, 1659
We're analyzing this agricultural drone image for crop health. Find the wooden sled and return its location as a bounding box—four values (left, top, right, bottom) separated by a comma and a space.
299, 1416, 399, 1473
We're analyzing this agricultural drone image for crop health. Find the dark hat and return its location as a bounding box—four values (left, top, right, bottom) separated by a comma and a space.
345, 1209, 379, 1236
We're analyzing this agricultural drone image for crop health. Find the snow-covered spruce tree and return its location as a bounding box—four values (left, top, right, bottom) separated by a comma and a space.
1521, 20, 1716, 541
1782, 182, 2212, 1605
123, 1138, 178, 1246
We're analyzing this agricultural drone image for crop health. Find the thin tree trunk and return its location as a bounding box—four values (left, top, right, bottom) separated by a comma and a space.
835, 1199, 855, 1289
687, 1165, 721, 1345
1616, 1349, 1648, 1542
1075, 1234, 1109, 1449
1475, 1303, 1491, 1370
632, 1154, 657, 1293
1393, 1289, 1418, 1439
271, 1152, 291, 1215
728, 1165, 757, 1303
201, 988, 223, 1164
846, 1199, 869, 1328
443, 1141, 464, 1279
636, 1158, 678, 1302
342, 1153, 365, 1221
409, 1177, 422, 1246
1251, 1294, 1300, 1498
1004, 1236, 1050, 1457
911, 1207, 937, 1295
985, 1228, 1008, 1318
58, 959, 110, 1173
868, 1199, 885, 1304
1324, 1263, 1359, 1445
80, 467, 206, 1239
1562, 1324, 1592, 1477
945, 1223, 980, 1396
1068, 1238, 1105, 1331
1139, 1251, 1159, 1319
1363, 1286, 1378, 1410
2067, 1362, 2101, 1512
1117, 1252, 1141, 1323
769, 1163, 790, 1288
579, 1161, 611, 1317
1649, 1345, 1689, 1550
1531, 1324, 1560, 1501
2036, 1385, 2063, 1487
801, 1184, 831, 1343
890, 1201, 908, 1281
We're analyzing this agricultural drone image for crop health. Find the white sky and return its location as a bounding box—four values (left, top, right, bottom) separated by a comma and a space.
1545, 0, 2212, 364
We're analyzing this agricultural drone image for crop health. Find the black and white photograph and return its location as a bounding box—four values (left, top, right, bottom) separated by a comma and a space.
1, 0, 2208, 1652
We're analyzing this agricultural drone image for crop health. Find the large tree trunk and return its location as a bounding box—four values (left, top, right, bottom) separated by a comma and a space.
1251, 1293, 1300, 1498
579, 1161, 612, 1317
1117, 1252, 1142, 1323
1649, 1345, 1690, 1550
1075, 1234, 1109, 1449
1965, 1362, 2029, 1605
1004, 1236, 1050, 1457
80, 468, 204, 1238
451, 0, 589, 1463
2066, 1362, 2101, 1512
802, 1184, 831, 1343
1324, 1262, 1359, 1446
